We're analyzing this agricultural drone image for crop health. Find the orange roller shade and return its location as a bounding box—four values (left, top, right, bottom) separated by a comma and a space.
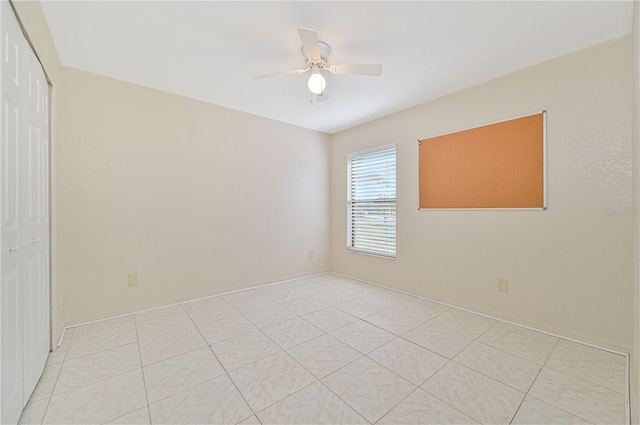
419, 112, 546, 209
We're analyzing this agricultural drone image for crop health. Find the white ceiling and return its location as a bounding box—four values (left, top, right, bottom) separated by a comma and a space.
41, 1, 633, 134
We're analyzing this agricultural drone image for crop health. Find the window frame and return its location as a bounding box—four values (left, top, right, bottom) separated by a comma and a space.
346, 143, 397, 259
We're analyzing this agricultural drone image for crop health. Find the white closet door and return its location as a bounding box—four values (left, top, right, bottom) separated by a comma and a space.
0, 1, 50, 423
21, 40, 49, 400
1, 1, 26, 422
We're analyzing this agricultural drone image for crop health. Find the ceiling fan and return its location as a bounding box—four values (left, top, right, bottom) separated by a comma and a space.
254, 28, 383, 99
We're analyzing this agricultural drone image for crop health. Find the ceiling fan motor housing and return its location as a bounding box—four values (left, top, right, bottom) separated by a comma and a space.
303, 41, 331, 69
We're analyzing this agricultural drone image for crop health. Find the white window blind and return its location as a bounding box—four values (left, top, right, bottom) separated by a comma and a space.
347, 145, 396, 258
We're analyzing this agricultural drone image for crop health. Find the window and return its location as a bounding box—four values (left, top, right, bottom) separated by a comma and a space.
347, 145, 396, 258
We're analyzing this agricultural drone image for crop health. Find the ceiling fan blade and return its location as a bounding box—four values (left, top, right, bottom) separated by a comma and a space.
253, 68, 308, 79
328, 63, 383, 76
297, 27, 320, 60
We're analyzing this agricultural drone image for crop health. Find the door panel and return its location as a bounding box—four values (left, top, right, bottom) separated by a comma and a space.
1, 1, 51, 423
22, 98, 49, 399
2, 98, 19, 232
1, 265, 23, 424
1, 1, 24, 422
20, 15, 49, 404
23, 251, 46, 397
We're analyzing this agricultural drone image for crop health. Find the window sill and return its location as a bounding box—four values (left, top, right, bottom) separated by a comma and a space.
346, 248, 396, 260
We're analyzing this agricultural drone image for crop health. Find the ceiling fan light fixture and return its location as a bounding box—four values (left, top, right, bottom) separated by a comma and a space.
307, 67, 326, 94
254, 28, 382, 99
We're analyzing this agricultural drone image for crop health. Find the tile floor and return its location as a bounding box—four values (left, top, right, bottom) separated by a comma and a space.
18, 273, 628, 425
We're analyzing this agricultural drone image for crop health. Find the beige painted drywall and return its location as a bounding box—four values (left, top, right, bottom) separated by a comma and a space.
10, 0, 64, 346
632, 2, 639, 422
10, 0, 638, 363
11, 1, 60, 82
331, 36, 633, 352
57, 67, 331, 324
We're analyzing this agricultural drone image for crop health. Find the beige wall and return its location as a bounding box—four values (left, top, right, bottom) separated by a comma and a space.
14, 0, 331, 333
15, 0, 332, 334
57, 68, 331, 324
14, 0, 637, 367
331, 36, 634, 352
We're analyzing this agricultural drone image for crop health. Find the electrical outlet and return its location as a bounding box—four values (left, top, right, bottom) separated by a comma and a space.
308, 250, 314, 259
128, 273, 138, 287
497, 278, 508, 293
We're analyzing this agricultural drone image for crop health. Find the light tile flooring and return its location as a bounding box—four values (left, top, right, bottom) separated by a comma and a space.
19, 274, 627, 425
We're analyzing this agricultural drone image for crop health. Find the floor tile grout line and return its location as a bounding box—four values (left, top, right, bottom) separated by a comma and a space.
450, 356, 530, 396
376, 352, 471, 421
421, 384, 485, 424
26, 328, 73, 424
235, 291, 334, 364
234, 295, 328, 348
394, 329, 465, 359
368, 336, 451, 387
453, 341, 544, 385
29, 365, 60, 425
291, 332, 364, 376
35, 275, 628, 425
28, 356, 63, 419
134, 314, 200, 342
58, 271, 627, 356
311, 349, 415, 423
63, 338, 138, 363
214, 333, 286, 373
533, 361, 628, 400
37, 362, 143, 423
369, 386, 431, 425
144, 373, 247, 418
421, 357, 529, 424
528, 345, 555, 394
449, 322, 548, 389
475, 328, 558, 367
56, 314, 215, 420
228, 296, 384, 422
184, 305, 258, 423
139, 339, 208, 368
507, 337, 598, 424
133, 303, 187, 325
541, 363, 627, 396
292, 349, 364, 382
362, 313, 428, 336
143, 290, 614, 425
400, 324, 543, 399
316, 380, 373, 425
200, 326, 259, 346
395, 335, 450, 364
223, 347, 320, 420
184, 302, 242, 328
508, 394, 529, 425
540, 340, 627, 395
47, 356, 142, 400
332, 271, 629, 357
250, 380, 320, 422
300, 308, 361, 334
63, 318, 138, 362
360, 352, 424, 388
57, 274, 328, 336
132, 317, 153, 425
516, 394, 597, 425
250, 313, 325, 348
316, 363, 376, 424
